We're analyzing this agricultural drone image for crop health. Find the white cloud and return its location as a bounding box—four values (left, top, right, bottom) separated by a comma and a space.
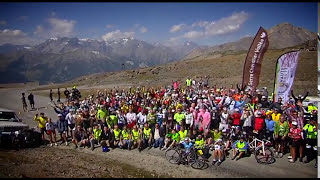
47, 18, 76, 37
0, 20, 7, 26
131, 24, 148, 34
34, 17, 76, 38
203, 11, 248, 36
191, 21, 209, 28
170, 24, 186, 33
139, 26, 148, 33
168, 11, 249, 42
0, 29, 36, 45
183, 31, 204, 39
34, 25, 44, 35
101, 29, 135, 41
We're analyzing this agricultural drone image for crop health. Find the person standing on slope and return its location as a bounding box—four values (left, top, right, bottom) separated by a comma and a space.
28, 92, 35, 109
49, 89, 54, 103
64, 88, 70, 102
57, 88, 61, 103
21, 93, 28, 112
186, 77, 192, 88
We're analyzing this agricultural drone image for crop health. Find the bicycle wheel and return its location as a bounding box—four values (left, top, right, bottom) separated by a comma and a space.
165, 149, 180, 164
190, 151, 206, 169
254, 146, 275, 164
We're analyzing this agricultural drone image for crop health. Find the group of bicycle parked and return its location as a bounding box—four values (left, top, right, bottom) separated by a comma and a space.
32, 76, 318, 168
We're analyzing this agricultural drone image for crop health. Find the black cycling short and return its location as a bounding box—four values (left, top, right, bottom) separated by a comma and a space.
83, 120, 90, 130
40, 128, 47, 135
291, 139, 302, 148
275, 136, 286, 144
68, 124, 75, 130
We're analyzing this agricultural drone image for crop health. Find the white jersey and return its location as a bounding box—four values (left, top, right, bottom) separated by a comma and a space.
65, 113, 75, 125
137, 112, 147, 125
126, 112, 137, 124
220, 112, 229, 124
185, 113, 193, 126
46, 122, 55, 131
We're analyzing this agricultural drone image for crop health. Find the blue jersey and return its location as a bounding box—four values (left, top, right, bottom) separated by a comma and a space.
265, 119, 275, 132
182, 141, 193, 150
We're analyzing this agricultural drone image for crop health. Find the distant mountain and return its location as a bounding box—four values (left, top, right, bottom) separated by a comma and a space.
0, 23, 316, 84
184, 23, 317, 60
0, 37, 199, 84
0, 44, 31, 54
268, 22, 317, 49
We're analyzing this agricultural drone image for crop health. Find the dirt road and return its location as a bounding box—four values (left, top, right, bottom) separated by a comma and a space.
0, 86, 317, 178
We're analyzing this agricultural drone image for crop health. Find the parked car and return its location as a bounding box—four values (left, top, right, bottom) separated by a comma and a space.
0, 108, 41, 149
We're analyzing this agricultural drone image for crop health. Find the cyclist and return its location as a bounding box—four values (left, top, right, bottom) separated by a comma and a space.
178, 126, 188, 143
56, 114, 68, 146
224, 126, 241, 158
288, 121, 303, 163
46, 118, 57, 146
90, 124, 102, 151
142, 123, 153, 151
231, 136, 248, 161
265, 114, 275, 143
112, 125, 121, 148
131, 125, 142, 150
178, 137, 193, 165
274, 114, 289, 158
253, 111, 265, 140
212, 139, 224, 166
303, 118, 317, 168
100, 126, 113, 149
21, 93, 27, 112
194, 134, 208, 160
34, 112, 48, 143
120, 125, 132, 150
169, 129, 180, 149
161, 129, 174, 151
207, 129, 222, 149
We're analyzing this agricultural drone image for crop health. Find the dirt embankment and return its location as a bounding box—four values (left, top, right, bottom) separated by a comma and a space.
0, 147, 168, 178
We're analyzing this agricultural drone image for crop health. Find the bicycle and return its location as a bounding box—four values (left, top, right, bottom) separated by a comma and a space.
165, 145, 207, 169
248, 136, 275, 164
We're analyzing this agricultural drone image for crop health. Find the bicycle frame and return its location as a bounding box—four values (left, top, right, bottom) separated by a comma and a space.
249, 138, 266, 155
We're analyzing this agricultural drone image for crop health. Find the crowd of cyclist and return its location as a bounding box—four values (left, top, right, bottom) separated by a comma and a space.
33, 76, 318, 168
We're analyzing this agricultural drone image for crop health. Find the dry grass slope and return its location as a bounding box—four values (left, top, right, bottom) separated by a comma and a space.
32, 47, 317, 96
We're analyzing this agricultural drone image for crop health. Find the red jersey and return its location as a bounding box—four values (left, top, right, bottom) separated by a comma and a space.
254, 117, 264, 131
232, 113, 241, 126
289, 128, 302, 141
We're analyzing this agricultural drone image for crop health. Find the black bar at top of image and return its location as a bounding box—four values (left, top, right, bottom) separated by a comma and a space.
1, 0, 319, 3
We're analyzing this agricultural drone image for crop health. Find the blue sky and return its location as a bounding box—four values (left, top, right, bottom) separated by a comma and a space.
0, 2, 317, 46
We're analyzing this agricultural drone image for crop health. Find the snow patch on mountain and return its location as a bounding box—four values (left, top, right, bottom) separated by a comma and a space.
91, 51, 100, 55
79, 38, 89, 41
125, 61, 134, 65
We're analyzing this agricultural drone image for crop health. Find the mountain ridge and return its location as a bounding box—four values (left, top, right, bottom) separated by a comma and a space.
183, 23, 317, 60
0, 22, 316, 84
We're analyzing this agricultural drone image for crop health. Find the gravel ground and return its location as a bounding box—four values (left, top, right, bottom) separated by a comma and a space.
0, 146, 166, 178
